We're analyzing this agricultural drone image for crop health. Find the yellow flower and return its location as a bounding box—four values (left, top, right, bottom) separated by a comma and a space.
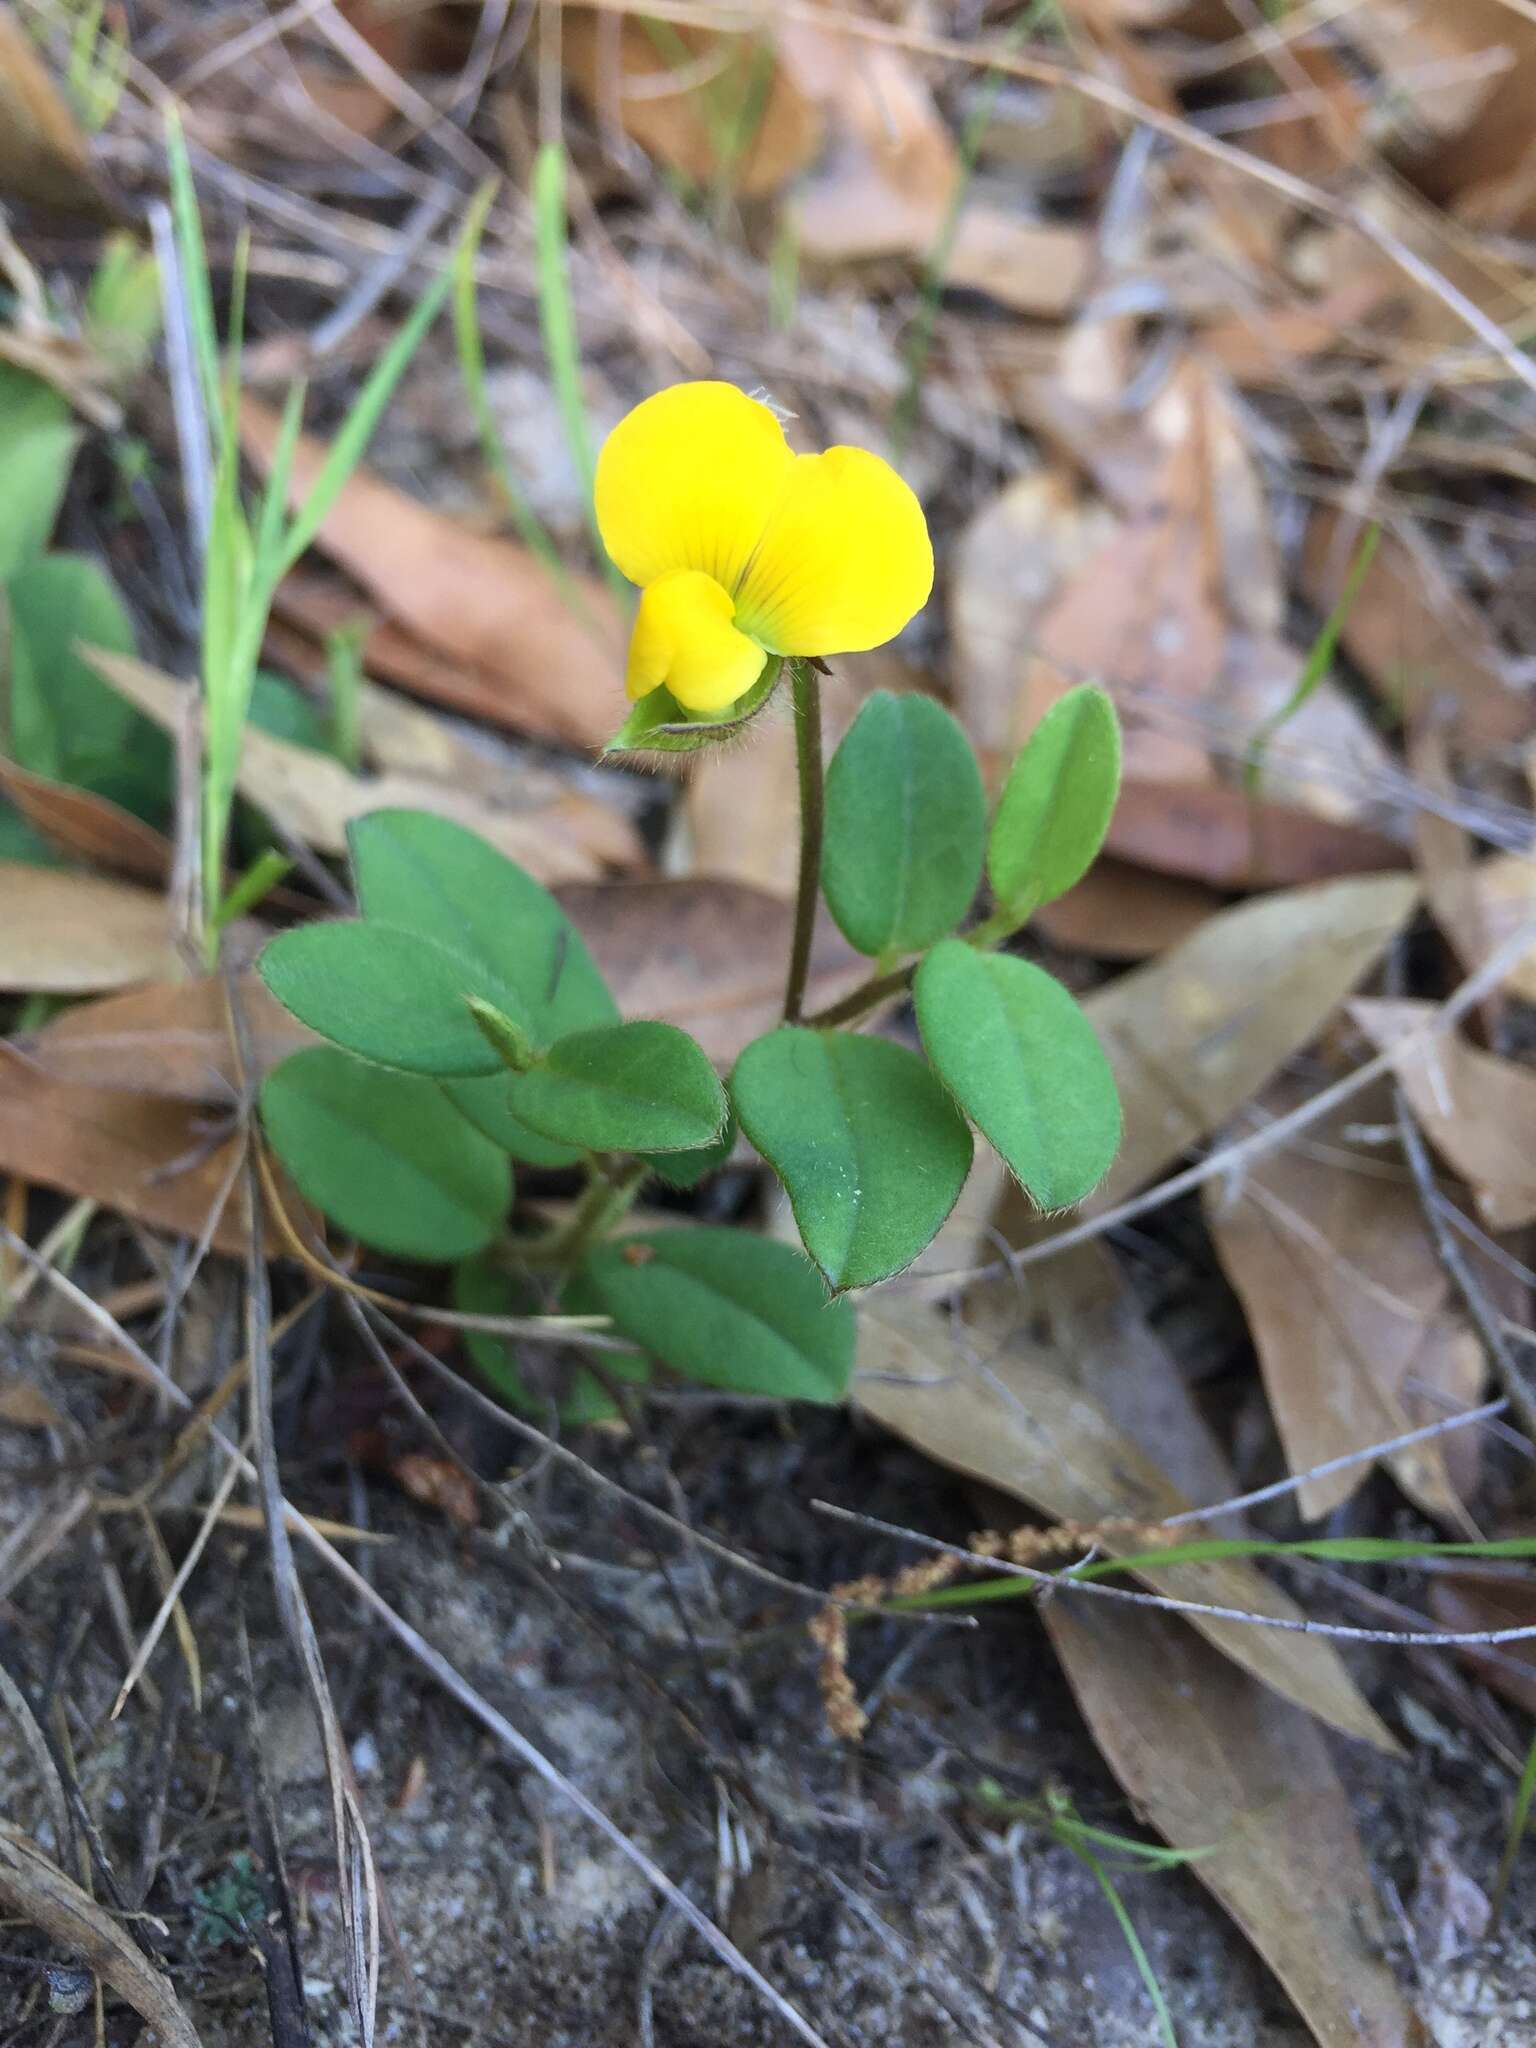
595, 381, 934, 715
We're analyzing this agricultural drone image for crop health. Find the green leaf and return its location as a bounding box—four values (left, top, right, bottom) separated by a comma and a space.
579, 1228, 854, 1402
261, 1047, 511, 1260
603, 659, 783, 756
454, 1252, 650, 1424
821, 690, 986, 957
248, 669, 334, 754
348, 808, 616, 1045
259, 920, 526, 1077
507, 1021, 727, 1153
443, 1075, 584, 1169
6, 554, 166, 788
644, 1104, 738, 1189
914, 940, 1121, 1208
988, 683, 1121, 915
0, 366, 80, 578
730, 1027, 972, 1290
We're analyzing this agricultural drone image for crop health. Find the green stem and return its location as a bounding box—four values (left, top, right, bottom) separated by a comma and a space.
783, 659, 825, 1025
519, 1157, 647, 1270
802, 900, 1036, 1032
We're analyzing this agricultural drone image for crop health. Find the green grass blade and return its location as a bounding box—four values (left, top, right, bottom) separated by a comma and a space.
1491, 1723, 1536, 1925
163, 108, 221, 421
1073, 1843, 1180, 2048
1244, 523, 1379, 796
279, 259, 454, 576
254, 380, 308, 584
452, 178, 569, 585
212, 849, 294, 934
898, 1531, 1536, 1612
326, 616, 367, 773
532, 140, 619, 585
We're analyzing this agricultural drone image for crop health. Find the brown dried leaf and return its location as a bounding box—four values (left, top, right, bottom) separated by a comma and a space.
1091, 872, 1420, 1211
1104, 778, 1410, 890
240, 399, 626, 750
1045, 1601, 1426, 2048
554, 877, 864, 1064
777, 23, 1089, 314
0, 9, 114, 216
0, 1824, 202, 2047
1428, 1570, 1536, 1715
1030, 859, 1221, 961
1465, 851, 1536, 1004
857, 1292, 1396, 1750
0, 862, 178, 992
1351, 998, 1536, 1231
28, 974, 312, 1100
0, 1053, 273, 1255
84, 647, 642, 882
1206, 1075, 1474, 1523
0, 757, 171, 882
562, 11, 823, 198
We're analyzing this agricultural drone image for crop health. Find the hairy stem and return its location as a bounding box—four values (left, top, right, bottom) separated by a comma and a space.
517, 1157, 648, 1270
783, 659, 825, 1024
802, 903, 1036, 1032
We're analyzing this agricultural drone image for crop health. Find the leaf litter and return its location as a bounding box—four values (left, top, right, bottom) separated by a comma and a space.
5, 3, 1536, 2043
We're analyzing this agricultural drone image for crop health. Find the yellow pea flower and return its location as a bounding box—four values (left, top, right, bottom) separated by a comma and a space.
595, 381, 934, 716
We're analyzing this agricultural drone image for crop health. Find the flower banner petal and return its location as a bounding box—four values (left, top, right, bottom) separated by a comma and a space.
626, 569, 767, 712
595, 381, 792, 592
733, 446, 933, 657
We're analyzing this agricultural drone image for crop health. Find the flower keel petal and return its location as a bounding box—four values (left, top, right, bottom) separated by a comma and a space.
734, 446, 934, 658
626, 570, 768, 714
595, 381, 793, 592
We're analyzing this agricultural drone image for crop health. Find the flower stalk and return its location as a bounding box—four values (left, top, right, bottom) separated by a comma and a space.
783, 658, 825, 1024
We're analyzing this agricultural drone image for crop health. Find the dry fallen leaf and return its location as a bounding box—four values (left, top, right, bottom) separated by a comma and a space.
0, 1051, 279, 1257
1465, 850, 1536, 1005
1351, 998, 1536, 1232
1046, 1600, 1425, 2048
1206, 1076, 1475, 1524
554, 877, 864, 1064
1428, 1570, 1536, 1715
1030, 858, 1221, 962
857, 1293, 1396, 1750
0, 862, 180, 992
1104, 778, 1409, 890
0, 756, 172, 883
1091, 871, 1421, 1211
562, 10, 822, 198
0, 9, 114, 216
28, 974, 312, 1100
240, 400, 627, 750
777, 22, 1090, 316
85, 647, 642, 882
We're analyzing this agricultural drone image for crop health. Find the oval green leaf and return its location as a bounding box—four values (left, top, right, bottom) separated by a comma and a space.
348, 808, 617, 1046
644, 1103, 738, 1189
507, 1020, 727, 1153
579, 1229, 854, 1403
821, 690, 986, 958
730, 1027, 973, 1291
259, 920, 523, 1077
915, 940, 1121, 1208
261, 1046, 510, 1260
454, 1252, 649, 1424
444, 1075, 583, 1168
988, 682, 1121, 915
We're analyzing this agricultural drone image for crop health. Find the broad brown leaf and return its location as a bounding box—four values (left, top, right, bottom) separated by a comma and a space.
1046, 1601, 1426, 2048
1351, 998, 1536, 1231
0, 862, 179, 991
28, 974, 311, 1100
240, 399, 627, 750
1206, 1076, 1476, 1523
0, 757, 171, 882
0, 10, 114, 215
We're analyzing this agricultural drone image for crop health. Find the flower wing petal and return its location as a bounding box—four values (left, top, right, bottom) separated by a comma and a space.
733, 447, 934, 657
595, 381, 793, 592
626, 570, 767, 713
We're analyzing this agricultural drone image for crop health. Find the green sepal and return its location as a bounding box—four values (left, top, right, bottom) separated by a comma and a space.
602, 657, 783, 756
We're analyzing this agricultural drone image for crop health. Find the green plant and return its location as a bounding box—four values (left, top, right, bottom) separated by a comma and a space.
255, 659, 1121, 1409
